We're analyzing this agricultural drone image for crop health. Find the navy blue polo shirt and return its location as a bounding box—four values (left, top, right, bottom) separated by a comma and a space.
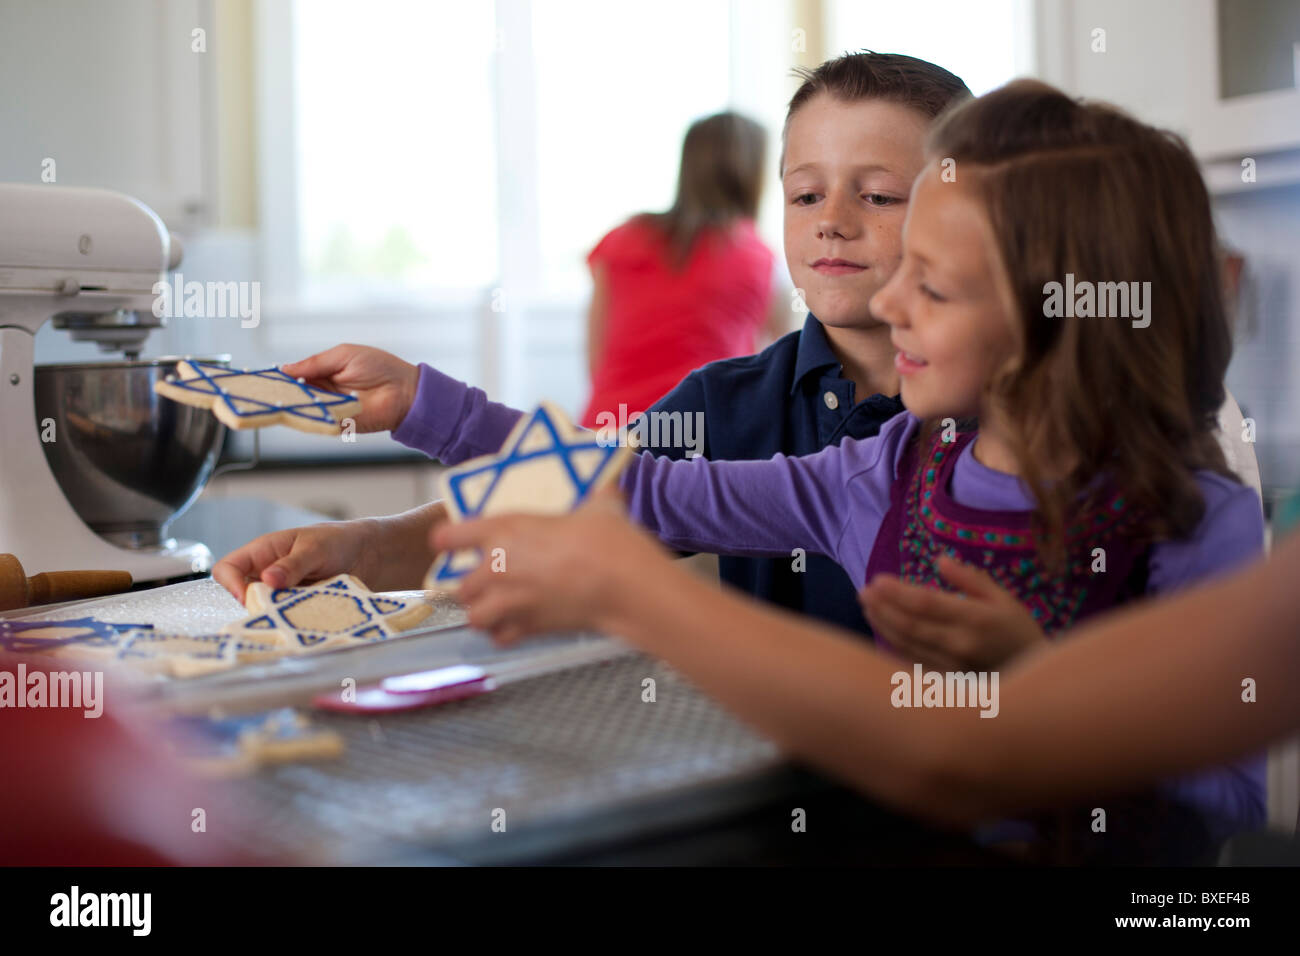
645, 314, 905, 636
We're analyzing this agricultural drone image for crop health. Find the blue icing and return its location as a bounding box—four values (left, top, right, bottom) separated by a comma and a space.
441, 405, 623, 578
170, 361, 354, 423
446, 405, 622, 519
244, 578, 419, 642
0, 618, 151, 653
167, 707, 310, 756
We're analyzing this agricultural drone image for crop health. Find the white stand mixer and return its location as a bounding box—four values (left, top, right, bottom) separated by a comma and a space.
0, 183, 214, 580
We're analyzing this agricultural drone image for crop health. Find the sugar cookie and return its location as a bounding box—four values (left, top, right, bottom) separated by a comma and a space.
165, 708, 344, 777
0, 617, 150, 659
153, 359, 361, 434
226, 573, 433, 649
425, 401, 633, 590
0, 618, 286, 678
114, 630, 285, 678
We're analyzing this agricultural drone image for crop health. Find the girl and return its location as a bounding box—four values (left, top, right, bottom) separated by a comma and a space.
581, 110, 778, 429
423, 79, 1267, 849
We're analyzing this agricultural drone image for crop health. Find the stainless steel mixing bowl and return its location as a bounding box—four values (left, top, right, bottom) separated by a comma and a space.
34, 356, 230, 548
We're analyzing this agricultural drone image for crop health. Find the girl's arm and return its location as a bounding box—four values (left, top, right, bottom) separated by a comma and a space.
618, 411, 912, 574
1142, 476, 1269, 832
391, 364, 524, 464
439, 500, 1300, 828
607, 530, 1300, 827
280, 344, 524, 465
397, 348, 913, 574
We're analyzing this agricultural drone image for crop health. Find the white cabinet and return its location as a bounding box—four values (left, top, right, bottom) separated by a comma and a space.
0, 0, 214, 231
1038, 0, 1300, 184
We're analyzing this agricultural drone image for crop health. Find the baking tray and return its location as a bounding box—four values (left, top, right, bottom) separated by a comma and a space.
5, 577, 785, 862
3, 577, 629, 712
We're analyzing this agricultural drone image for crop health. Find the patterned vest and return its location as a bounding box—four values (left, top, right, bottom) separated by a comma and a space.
863, 429, 1149, 639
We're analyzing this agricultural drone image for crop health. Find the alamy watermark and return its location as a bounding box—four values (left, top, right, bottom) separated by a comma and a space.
1, 664, 103, 718
592, 404, 705, 458
50, 886, 150, 935
891, 662, 999, 718
1042, 273, 1150, 328
152, 272, 260, 329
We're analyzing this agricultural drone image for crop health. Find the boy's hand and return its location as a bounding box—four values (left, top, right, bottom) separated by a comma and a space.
213, 519, 382, 603
859, 555, 1047, 671
431, 488, 663, 645
281, 344, 420, 434
213, 503, 447, 603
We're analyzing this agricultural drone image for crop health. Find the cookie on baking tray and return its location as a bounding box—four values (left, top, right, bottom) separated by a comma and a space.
425, 401, 634, 590
0, 616, 148, 659
1, 617, 284, 678
114, 630, 285, 678
225, 573, 433, 649
3, 576, 433, 677
153, 359, 361, 434
164, 707, 344, 777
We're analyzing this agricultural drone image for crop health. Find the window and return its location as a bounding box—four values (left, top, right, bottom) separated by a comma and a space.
270, 0, 792, 418
530, 0, 732, 296
294, 0, 499, 305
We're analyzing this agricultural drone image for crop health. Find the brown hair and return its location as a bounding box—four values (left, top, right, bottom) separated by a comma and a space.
926, 79, 1235, 563
643, 111, 767, 268
781, 51, 972, 173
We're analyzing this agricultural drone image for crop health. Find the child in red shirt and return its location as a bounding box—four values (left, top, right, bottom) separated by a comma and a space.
581, 111, 778, 428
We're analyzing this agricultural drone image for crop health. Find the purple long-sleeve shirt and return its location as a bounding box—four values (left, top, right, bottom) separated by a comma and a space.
393, 363, 1269, 838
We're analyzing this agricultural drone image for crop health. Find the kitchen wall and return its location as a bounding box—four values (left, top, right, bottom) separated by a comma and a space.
1218, 185, 1300, 504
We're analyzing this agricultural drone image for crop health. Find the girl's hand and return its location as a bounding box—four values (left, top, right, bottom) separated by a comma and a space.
859, 555, 1047, 671
213, 503, 447, 603
281, 344, 420, 433
432, 488, 667, 644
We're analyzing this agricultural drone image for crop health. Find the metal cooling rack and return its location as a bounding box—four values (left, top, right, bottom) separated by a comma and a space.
228, 653, 783, 862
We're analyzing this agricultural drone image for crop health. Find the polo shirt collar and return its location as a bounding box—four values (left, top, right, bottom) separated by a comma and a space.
789, 313, 842, 396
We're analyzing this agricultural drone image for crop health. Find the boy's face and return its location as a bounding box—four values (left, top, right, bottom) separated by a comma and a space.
782, 94, 930, 332
868, 164, 1020, 421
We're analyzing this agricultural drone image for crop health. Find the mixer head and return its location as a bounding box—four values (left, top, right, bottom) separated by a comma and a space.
0, 183, 180, 344
52, 309, 164, 359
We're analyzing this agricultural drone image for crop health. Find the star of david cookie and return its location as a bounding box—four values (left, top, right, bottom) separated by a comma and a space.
0, 618, 284, 677
0, 617, 151, 659
224, 574, 433, 649
425, 401, 634, 590
113, 630, 285, 678
154, 359, 362, 434
165, 708, 344, 777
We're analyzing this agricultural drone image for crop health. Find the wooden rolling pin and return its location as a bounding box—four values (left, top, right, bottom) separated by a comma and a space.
0, 554, 133, 612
